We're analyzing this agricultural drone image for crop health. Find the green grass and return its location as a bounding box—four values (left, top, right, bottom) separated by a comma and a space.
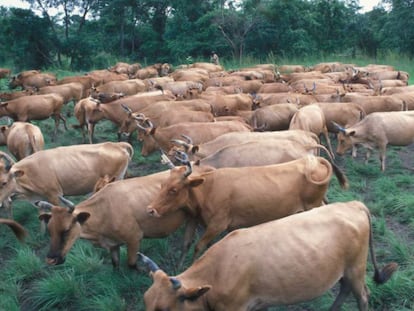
0, 55, 413, 310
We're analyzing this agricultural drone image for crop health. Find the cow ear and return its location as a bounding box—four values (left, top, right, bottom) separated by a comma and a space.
191, 146, 199, 154
348, 130, 356, 137
187, 177, 204, 188
0, 126, 7, 132
76, 212, 91, 224
180, 285, 211, 301
39, 213, 52, 224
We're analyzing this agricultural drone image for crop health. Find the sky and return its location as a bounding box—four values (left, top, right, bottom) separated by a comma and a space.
0, 0, 383, 13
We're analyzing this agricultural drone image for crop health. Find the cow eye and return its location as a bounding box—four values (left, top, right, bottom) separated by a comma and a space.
168, 188, 177, 195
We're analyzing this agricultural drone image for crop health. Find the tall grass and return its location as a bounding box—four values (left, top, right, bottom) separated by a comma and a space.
0, 54, 413, 310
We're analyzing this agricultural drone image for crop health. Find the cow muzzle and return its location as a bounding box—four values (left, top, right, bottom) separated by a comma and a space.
46, 256, 65, 265
147, 206, 161, 218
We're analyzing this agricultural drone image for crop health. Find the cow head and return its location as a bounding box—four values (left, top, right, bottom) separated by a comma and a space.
0, 152, 17, 203
147, 158, 204, 217
140, 253, 211, 311
36, 200, 90, 266
331, 122, 355, 156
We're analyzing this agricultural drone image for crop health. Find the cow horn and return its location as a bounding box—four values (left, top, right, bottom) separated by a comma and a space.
138, 252, 160, 272
170, 277, 182, 290
331, 121, 346, 133
160, 150, 175, 169
175, 150, 192, 177
34, 200, 54, 211
121, 103, 132, 114
170, 139, 191, 151
180, 134, 193, 145
0, 151, 16, 171
58, 195, 76, 212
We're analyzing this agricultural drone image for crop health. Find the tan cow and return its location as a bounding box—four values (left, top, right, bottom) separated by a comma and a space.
141, 201, 397, 311
137, 119, 252, 156
289, 104, 335, 158
0, 218, 27, 241
35, 82, 86, 105
337, 93, 406, 114
251, 103, 298, 131
36, 170, 197, 269
0, 142, 133, 206
334, 111, 414, 171
0, 94, 67, 141
9, 72, 57, 90
193, 138, 332, 169
169, 130, 320, 160
0, 68, 11, 79
147, 154, 348, 259
91, 79, 148, 98
0, 121, 44, 160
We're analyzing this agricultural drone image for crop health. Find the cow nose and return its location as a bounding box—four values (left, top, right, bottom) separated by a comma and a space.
46, 256, 65, 265
147, 206, 160, 217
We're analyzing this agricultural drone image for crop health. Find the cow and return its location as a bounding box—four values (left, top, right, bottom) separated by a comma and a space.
258, 82, 292, 93
0, 94, 67, 141
334, 111, 414, 171
90, 79, 148, 99
0, 142, 133, 207
108, 61, 141, 77
137, 119, 252, 156
147, 154, 348, 259
35, 170, 199, 269
0, 121, 45, 161
0, 68, 11, 79
140, 200, 398, 311
0, 89, 34, 101
193, 138, 331, 169
35, 82, 86, 105
168, 130, 320, 161
337, 93, 406, 114
289, 104, 335, 158
9, 72, 57, 90
251, 103, 299, 131
0, 218, 27, 241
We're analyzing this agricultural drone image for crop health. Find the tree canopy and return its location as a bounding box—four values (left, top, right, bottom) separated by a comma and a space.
0, 0, 411, 70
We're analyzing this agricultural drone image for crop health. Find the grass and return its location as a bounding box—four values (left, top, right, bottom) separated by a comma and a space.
0, 55, 413, 310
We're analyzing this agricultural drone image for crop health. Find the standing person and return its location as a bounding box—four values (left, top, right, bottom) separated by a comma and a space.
210, 51, 219, 65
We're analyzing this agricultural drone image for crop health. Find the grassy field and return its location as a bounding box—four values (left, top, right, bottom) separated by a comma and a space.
0, 57, 413, 310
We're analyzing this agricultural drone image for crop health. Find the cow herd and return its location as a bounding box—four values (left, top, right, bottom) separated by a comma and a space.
0, 59, 411, 310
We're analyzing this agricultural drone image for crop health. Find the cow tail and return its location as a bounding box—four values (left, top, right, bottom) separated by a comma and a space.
0, 218, 27, 241
304, 156, 332, 186
307, 144, 349, 189
29, 132, 39, 153
123, 142, 134, 160
364, 207, 398, 284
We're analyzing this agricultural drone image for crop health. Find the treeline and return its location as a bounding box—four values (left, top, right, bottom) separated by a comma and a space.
0, 0, 413, 71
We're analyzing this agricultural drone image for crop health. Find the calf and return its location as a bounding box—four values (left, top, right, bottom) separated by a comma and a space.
141, 201, 397, 311
334, 111, 414, 171
147, 154, 348, 259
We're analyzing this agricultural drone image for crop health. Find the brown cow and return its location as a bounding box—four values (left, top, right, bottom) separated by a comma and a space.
0, 68, 11, 79
0, 94, 67, 141
251, 103, 299, 131
147, 154, 348, 259
337, 93, 406, 114
0, 142, 133, 206
141, 201, 397, 311
289, 104, 335, 158
9, 72, 57, 90
0, 218, 27, 241
36, 170, 197, 269
90, 79, 148, 98
169, 130, 320, 161
137, 119, 252, 156
334, 111, 414, 171
0, 121, 44, 160
193, 138, 331, 169
35, 82, 86, 105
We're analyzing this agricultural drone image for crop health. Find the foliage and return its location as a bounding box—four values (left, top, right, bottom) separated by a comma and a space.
1, 0, 414, 70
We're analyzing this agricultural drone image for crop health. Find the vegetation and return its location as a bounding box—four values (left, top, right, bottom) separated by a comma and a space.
0, 0, 414, 71
0, 55, 413, 310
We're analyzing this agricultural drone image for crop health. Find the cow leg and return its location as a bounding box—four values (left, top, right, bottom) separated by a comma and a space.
378, 145, 387, 171
178, 218, 198, 268
194, 222, 227, 260
110, 246, 121, 269
88, 122, 95, 144
322, 129, 335, 159
126, 232, 143, 270
59, 113, 68, 130
329, 278, 352, 311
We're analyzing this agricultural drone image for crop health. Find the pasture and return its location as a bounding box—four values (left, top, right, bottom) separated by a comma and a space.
0, 60, 413, 311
